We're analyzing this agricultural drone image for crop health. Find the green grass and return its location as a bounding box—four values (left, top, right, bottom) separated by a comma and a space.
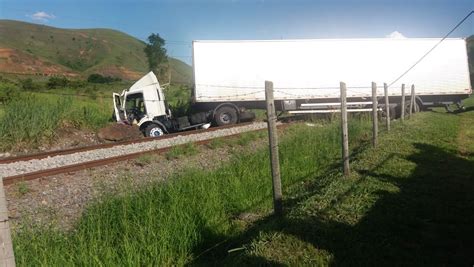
0, 92, 111, 151
206, 138, 226, 149
213, 101, 474, 266
16, 182, 30, 196
12, 103, 474, 266
12, 115, 372, 266
165, 143, 200, 160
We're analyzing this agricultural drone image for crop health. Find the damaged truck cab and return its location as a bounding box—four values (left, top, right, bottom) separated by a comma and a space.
113, 72, 211, 137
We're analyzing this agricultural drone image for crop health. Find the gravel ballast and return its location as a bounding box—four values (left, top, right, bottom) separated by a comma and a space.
0, 122, 268, 178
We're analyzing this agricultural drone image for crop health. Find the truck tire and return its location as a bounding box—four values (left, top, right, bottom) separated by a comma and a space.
214, 106, 238, 126
145, 123, 164, 137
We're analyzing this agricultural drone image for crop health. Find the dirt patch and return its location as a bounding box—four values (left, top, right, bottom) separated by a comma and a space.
93, 65, 144, 80
97, 123, 143, 141
0, 47, 77, 77
4, 127, 103, 157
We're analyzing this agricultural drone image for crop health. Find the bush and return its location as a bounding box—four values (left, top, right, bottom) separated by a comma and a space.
47, 76, 69, 89
20, 78, 42, 91
0, 81, 20, 103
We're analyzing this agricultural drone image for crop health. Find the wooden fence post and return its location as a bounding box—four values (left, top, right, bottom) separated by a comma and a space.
410, 84, 416, 116
265, 81, 283, 216
372, 82, 378, 147
0, 179, 15, 267
384, 83, 390, 131
401, 84, 406, 122
340, 82, 350, 176
409, 85, 414, 118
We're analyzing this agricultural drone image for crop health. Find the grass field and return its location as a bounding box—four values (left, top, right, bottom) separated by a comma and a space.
12, 99, 474, 266
0, 79, 192, 151
0, 92, 112, 151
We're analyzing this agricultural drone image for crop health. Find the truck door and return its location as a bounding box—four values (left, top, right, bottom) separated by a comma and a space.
113, 93, 125, 122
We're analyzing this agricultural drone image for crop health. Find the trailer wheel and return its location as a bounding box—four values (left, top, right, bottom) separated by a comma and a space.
145, 123, 164, 137
214, 106, 238, 126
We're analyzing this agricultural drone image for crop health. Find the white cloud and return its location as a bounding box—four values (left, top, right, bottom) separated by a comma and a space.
386, 31, 407, 39
30, 11, 56, 22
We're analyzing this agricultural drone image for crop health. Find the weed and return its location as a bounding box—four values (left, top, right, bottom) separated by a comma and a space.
166, 142, 199, 160
206, 138, 225, 149
17, 182, 30, 196
134, 154, 154, 167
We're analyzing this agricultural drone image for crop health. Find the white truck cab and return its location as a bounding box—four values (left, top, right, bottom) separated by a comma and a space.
113, 72, 211, 137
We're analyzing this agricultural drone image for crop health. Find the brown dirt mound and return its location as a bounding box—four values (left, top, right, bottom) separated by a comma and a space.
97, 123, 143, 141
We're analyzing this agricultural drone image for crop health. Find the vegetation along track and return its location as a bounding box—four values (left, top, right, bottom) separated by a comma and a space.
0, 122, 276, 185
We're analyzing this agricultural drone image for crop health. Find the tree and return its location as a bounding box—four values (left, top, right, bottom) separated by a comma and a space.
144, 33, 168, 80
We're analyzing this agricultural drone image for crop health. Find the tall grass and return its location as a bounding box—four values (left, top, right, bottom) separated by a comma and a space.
13, 117, 372, 266
0, 93, 111, 151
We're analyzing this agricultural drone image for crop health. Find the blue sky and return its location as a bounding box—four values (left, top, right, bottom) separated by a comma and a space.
1, 0, 473, 64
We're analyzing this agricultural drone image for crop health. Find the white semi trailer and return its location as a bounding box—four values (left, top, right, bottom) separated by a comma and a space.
191, 38, 471, 121
114, 38, 471, 136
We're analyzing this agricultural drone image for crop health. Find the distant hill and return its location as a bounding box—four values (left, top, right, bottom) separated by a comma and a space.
0, 20, 192, 83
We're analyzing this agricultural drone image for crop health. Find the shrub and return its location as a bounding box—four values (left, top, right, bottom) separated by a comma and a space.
0, 81, 20, 103
47, 76, 69, 89
20, 78, 42, 91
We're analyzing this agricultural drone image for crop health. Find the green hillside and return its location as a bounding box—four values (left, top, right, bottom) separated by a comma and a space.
0, 19, 192, 83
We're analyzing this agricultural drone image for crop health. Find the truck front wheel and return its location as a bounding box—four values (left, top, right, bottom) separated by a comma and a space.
214, 106, 238, 126
145, 123, 164, 137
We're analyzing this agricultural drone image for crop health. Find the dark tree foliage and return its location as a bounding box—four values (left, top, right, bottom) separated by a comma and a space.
143, 33, 168, 80
0, 80, 19, 103
20, 78, 42, 91
47, 76, 69, 89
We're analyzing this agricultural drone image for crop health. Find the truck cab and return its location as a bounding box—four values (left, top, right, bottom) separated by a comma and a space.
113, 71, 211, 137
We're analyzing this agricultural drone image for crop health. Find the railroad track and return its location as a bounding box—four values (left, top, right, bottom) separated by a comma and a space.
1, 122, 278, 185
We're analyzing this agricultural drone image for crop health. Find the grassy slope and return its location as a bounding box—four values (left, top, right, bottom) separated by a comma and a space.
215, 98, 474, 266
0, 20, 192, 82
13, 101, 474, 265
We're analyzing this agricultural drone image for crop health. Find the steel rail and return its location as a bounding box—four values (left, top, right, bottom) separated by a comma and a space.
0, 122, 253, 164
2, 123, 288, 185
